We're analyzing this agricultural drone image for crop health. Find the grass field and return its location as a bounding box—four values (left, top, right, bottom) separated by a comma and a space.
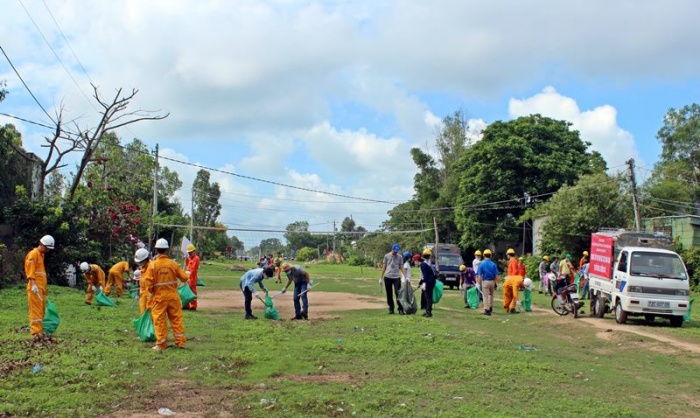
1, 262, 700, 417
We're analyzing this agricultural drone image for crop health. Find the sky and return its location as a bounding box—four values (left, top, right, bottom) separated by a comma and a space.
2, 0, 700, 249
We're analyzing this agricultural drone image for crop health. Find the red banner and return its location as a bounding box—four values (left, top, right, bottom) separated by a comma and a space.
589, 234, 614, 280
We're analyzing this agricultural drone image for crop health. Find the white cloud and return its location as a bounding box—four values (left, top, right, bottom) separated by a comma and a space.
508, 86, 642, 170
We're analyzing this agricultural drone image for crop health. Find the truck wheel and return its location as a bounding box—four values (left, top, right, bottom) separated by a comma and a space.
594, 295, 607, 318
644, 314, 656, 323
669, 316, 683, 328
615, 302, 628, 324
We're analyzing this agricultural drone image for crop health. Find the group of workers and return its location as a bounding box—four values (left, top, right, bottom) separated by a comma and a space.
23, 235, 200, 351
537, 252, 590, 299
23, 234, 314, 350
380, 244, 543, 318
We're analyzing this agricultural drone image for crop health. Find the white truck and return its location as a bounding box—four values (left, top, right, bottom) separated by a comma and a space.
588, 229, 691, 327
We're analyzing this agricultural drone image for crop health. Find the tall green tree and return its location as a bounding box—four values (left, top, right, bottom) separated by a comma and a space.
192, 169, 222, 255
642, 104, 700, 216
284, 221, 325, 252
0, 124, 37, 214
454, 114, 606, 249
524, 172, 631, 255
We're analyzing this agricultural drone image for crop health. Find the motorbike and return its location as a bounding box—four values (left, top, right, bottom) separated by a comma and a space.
551, 283, 583, 318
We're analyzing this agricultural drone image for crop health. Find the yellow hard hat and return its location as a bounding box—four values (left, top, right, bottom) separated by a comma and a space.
518, 256, 524, 261
422, 248, 432, 257
187, 243, 196, 252
459, 265, 466, 271
507, 248, 515, 255
543, 255, 550, 261
483, 249, 492, 256
583, 251, 589, 256
474, 250, 482, 256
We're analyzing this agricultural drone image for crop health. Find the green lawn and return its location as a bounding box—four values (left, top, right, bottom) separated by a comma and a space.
1, 263, 699, 417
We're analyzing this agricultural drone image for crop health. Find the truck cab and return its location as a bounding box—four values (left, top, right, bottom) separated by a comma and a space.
424, 243, 464, 289
589, 230, 690, 327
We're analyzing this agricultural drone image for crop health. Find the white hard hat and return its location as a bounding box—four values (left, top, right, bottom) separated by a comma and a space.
133, 269, 141, 280
134, 248, 150, 263
523, 277, 534, 290
80, 262, 90, 273
155, 238, 169, 249
40, 235, 55, 249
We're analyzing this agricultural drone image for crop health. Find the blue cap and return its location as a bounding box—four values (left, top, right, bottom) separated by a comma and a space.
403, 251, 411, 258
392, 243, 400, 252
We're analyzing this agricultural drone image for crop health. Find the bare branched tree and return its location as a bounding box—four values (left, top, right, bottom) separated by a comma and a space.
66, 84, 169, 200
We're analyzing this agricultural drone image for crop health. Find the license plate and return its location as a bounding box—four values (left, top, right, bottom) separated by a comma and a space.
648, 301, 670, 308
570, 292, 579, 299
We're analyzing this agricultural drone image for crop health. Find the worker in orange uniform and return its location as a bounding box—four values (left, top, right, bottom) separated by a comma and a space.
105, 259, 130, 297
503, 276, 534, 313
506, 248, 519, 277
517, 256, 527, 277
80, 262, 106, 305
578, 251, 589, 271
134, 248, 152, 315
143, 238, 190, 351
184, 243, 200, 310
24, 235, 55, 340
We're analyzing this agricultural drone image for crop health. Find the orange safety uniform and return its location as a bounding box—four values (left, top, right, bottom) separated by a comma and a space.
144, 254, 189, 349
138, 260, 153, 315
503, 275, 525, 311
517, 262, 526, 277
507, 257, 519, 277
24, 247, 48, 336
185, 252, 200, 310
105, 260, 129, 297
84, 264, 106, 304
578, 256, 587, 272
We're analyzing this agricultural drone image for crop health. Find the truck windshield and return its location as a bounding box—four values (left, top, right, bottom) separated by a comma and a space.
438, 254, 462, 267
630, 251, 688, 280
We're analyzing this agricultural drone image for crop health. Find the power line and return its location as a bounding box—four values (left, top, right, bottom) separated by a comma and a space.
0, 45, 55, 124
41, 0, 94, 85
16, 0, 98, 112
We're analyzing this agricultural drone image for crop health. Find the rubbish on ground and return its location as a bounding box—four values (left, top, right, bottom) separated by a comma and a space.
518, 345, 539, 351
158, 407, 175, 416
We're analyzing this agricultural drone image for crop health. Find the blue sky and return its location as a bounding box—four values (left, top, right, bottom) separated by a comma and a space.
2, 0, 699, 248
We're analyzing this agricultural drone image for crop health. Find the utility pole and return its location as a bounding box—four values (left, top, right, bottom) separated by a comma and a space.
627, 158, 641, 231
332, 220, 336, 254
148, 144, 159, 251
190, 187, 195, 242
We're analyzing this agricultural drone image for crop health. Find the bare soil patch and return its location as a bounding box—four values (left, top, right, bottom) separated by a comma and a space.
196, 289, 385, 319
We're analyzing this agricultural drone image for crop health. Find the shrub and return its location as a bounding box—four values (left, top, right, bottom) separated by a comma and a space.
295, 247, 317, 262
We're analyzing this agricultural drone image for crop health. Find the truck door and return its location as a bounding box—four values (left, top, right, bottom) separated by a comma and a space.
614, 251, 629, 292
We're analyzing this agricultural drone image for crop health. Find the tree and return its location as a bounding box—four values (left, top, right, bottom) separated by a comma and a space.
0, 80, 6, 102
0, 124, 37, 213
192, 169, 222, 255
384, 111, 475, 244
524, 172, 632, 255
643, 104, 700, 215
454, 114, 607, 249
65, 85, 169, 200
259, 238, 284, 255
284, 221, 325, 251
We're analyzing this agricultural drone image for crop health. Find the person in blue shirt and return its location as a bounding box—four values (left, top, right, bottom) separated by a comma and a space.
476, 249, 500, 316
418, 248, 437, 317
240, 267, 274, 320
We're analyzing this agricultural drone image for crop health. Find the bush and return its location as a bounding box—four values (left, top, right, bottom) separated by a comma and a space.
347, 254, 373, 267
295, 247, 317, 262
679, 247, 700, 289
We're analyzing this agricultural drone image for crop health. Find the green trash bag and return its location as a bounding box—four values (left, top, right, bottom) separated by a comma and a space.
178, 285, 197, 308
574, 273, 580, 287
523, 289, 533, 312
43, 299, 61, 335
432, 280, 444, 304
263, 294, 280, 320
196, 278, 205, 286
132, 308, 156, 342
95, 290, 117, 307
129, 286, 139, 299
466, 286, 480, 309
684, 298, 695, 323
